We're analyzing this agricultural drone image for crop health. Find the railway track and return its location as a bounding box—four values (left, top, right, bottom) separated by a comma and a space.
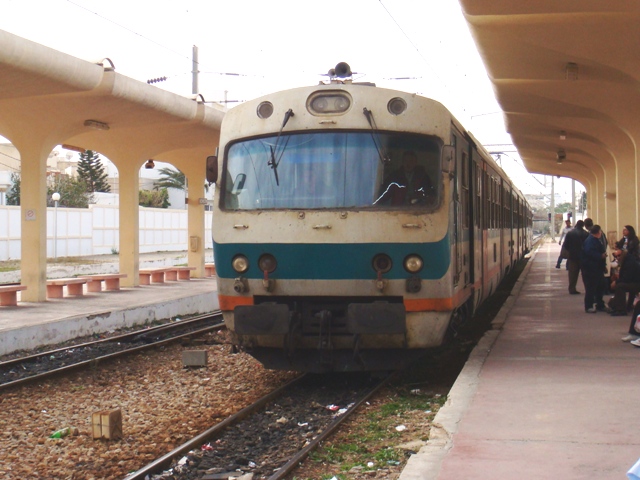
0, 311, 224, 391
125, 371, 393, 480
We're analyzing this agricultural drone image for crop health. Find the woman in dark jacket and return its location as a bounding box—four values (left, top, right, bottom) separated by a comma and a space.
615, 225, 639, 258
609, 249, 640, 315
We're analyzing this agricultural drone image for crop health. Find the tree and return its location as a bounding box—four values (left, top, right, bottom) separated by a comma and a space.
48, 176, 92, 208
4, 172, 91, 208
153, 167, 185, 191
152, 166, 210, 194
139, 188, 170, 208
579, 191, 587, 213
6, 172, 20, 205
554, 202, 572, 213
77, 150, 111, 193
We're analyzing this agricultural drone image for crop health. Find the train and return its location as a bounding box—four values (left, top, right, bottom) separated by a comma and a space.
207, 63, 532, 372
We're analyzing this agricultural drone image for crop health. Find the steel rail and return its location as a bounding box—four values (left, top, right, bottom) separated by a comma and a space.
124, 374, 308, 480
0, 314, 224, 391
267, 371, 396, 480
124, 371, 395, 480
0, 310, 222, 369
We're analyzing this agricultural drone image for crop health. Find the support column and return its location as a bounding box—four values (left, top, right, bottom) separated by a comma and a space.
184, 167, 206, 278
16, 142, 51, 301
117, 160, 140, 287
603, 170, 617, 241
614, 154, 638, 236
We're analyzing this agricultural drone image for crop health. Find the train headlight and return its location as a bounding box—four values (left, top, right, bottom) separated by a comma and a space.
258, 254, 277, 273
257, 101, 274, 119
307, 91, 352, 115
372, 254, 393, 274
232, 255, 249, 273
403, 255, 423, 273
387, 97, 407, 115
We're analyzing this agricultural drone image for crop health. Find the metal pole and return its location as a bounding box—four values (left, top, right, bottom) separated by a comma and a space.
53, 200, 58, 260
192, 45, 199, 95
571, 179, 576, 222
550, 176, 556, 240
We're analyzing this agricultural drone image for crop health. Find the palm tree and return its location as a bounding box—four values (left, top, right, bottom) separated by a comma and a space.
153, 167, 210, 193
153, 167, 185, 191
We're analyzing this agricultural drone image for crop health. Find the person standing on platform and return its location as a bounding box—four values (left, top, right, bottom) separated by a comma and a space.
609, 249, 640, 316
615, 225, 640, 257
581, 224, 608, 313
556, 219, 573, 269
563, 220, 588, 295
610, 225, 640, 317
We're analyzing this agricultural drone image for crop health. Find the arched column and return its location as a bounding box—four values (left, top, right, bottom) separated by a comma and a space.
14, 139, 55, 301
114, 159, 140, 287
182, 163, 207, 278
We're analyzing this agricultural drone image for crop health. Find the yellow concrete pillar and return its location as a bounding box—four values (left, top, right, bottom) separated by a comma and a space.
116, 161, 140, 287
183, 166, 206, 278
614, 155, 638, 233
603, 171, 617, 237
16, 143, 51, 301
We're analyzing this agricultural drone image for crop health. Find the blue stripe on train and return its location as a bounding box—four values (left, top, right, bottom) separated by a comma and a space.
213, 234, 451, 280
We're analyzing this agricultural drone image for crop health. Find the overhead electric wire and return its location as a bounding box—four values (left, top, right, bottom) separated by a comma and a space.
65, 0, 257, 81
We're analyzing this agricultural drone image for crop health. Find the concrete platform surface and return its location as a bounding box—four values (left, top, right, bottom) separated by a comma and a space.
400, 240, 640, 480
0, 251, 218, 356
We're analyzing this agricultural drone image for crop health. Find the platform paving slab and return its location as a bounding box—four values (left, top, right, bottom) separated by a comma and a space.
0, 251, 218, 356
400, 239, 640, 479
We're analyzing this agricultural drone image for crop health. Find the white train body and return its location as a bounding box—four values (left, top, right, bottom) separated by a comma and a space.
211, 78, 531, 371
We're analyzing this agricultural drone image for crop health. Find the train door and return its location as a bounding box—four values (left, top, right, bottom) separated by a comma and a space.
517, 198, 523, 258
450, 129, 470, 293
505, 185, 513, 270
471, 150, 484, 310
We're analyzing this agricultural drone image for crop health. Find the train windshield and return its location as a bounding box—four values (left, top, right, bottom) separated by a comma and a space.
222, 131, 441, 210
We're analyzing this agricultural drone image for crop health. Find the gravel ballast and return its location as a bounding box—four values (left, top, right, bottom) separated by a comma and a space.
0, 334, 296, 480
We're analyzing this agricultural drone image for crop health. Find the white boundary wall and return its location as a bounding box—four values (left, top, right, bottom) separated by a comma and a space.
0, 205, 213, 260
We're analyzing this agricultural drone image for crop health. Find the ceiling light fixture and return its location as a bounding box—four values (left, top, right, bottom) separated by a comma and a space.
557, 149, 566, 164
145, 159, 155, 169
61, 144, 86, 153
84, 119, 110, 131
559, 130, 567, 140
565, 63, 578, 81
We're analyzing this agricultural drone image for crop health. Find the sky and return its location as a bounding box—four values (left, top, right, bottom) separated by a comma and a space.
0, 0, 581, 202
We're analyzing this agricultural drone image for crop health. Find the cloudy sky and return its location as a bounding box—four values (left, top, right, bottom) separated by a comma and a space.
0, 0, 579, 199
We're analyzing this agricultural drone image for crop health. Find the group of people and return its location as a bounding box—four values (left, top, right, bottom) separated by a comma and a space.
559, 219, 640, 345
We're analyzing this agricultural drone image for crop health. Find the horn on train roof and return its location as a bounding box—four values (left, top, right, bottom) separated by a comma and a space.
332, 62, 352, 78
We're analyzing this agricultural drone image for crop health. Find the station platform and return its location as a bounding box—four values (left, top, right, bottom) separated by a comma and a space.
400, 239, 640, 479
0, 251, 219, 356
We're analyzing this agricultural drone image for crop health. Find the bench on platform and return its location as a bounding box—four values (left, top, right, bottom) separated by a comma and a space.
79, 273, 128, 292
171, 266, 196, 280
139, 268, 171, 285
46, 278, 90, 299
139, 266, 197, 284
0, 285, 27, 306
204, 263, 216, 277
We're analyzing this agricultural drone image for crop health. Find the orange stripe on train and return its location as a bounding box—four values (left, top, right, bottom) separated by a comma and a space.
221, 291, 473, 313
219, 295, 254, 310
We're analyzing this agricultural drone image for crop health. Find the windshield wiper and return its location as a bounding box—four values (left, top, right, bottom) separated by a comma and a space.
268, 145, 280, 186
363, 108, 390, 165
267, 108, 295, 186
